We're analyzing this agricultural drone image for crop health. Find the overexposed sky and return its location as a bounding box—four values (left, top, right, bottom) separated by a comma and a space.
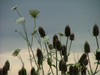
0, 0, 100, 75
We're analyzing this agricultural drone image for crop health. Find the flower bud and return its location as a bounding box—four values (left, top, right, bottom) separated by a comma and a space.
65, 25, 71, 37
70, 33, 75, 41
78, 53, 87, 65
96, 52, 100, 60
48, 44, 53, 49
84, 41, 90, 53
93, 24, 99, 36
62, 45, 66, 56
3, 66, 8, 75
38, 27, 46, 38
53, 34, 58, 48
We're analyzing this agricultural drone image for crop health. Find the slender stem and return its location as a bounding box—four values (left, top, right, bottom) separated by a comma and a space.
18, 55, 24, 67
16, 9, 21, 17
95, 36, 99, 51
42, 65, 45, 75
66, 37, 68, 55
56, 49, 58, 75
87, 53, 93, 75
68, 40, 72, 55
94, 60, 99, 75
50, 67, 54, 75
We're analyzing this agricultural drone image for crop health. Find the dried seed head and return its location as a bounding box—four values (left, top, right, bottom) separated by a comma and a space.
65, 25, 71, 37
55, 40, 62, 51
83, 59, 88, 66
4, 60, 10, 71
70, 33, 75, 41
38, 27, 46, 38
93, 24, 99, 36
64, 54, 68, 62
37, 48, 43, 65
31, 67, 35, 75
78, 53, 87, 65
73, 65, 78, 75
69, 65, 74, 75
96, 52, 100, 60
61, 62, 67, 72
3, 66, 8, 75
53, 34, 58, 48
62, 45, 66, 56
59, 60, 63, 71
0, 68, 3, 75
81, 67, 87, 75
84, 41, 90, 53
20, 67, 27, 75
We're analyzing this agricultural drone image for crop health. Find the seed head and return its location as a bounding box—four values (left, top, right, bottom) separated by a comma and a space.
53, 34, 58, 48
78, 53, 87, 65
64, 54, 68, 62
84, 41, 90, 53
83, 59, 88, 66
65, 25, 71, 37
69, 65, 74, 75
31, 67, 35, 75
37, 48, 43, 65
73, 65, 78, 75
96, 52, 100, 60
55, 40, 62, 51
4, 60, 10, 71
61, 62, 67, 72
59, 60, 63, 71
70, 33, 75, 41
62, 45, 66, 56
93, 24, 99, 36
38, 27, 46, 38
29, 10, 40, 18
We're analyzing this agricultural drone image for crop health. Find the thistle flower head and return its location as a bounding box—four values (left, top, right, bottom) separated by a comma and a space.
29, 10, 40, 18
70, 33, 75, 41
12, 49, 21, 56
11, 5, 18, 10
38, 27, 46, 38
64, 54, 68, 62
4, 60, 10, 71
93, 24, 99, 36
19, 67, 27, 75
37, 48, 43, 65
16, 17, 25, 24
55, 40, 62, 51
59, 60, 63, 71
73, 65, 78, 75
61, 62, 67, 72
65, 25, 71, 37
84, 41, 90, 53
83, 59, 88, 66
96, 51, 100, 60
53, 34, 58, 48
78, 53, 87, 65
62, 45, 66, 56
31, 67, 35, 75
69, 65, 74, 74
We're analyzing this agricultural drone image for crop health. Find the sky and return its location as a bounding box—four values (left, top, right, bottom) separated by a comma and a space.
0, 0, 100, 75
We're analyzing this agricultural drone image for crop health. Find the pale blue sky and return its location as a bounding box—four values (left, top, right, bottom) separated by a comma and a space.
0, 0, 100, 53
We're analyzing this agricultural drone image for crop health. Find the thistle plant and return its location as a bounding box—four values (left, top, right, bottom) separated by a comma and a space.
1, 5, 100, 75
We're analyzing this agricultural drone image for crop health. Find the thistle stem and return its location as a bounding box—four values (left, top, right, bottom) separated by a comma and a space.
87, 53, 93, 75
68, 40, 72, 55
56, 49, 58, 75
95, 36, 99, 51
66, 37, 68, 55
